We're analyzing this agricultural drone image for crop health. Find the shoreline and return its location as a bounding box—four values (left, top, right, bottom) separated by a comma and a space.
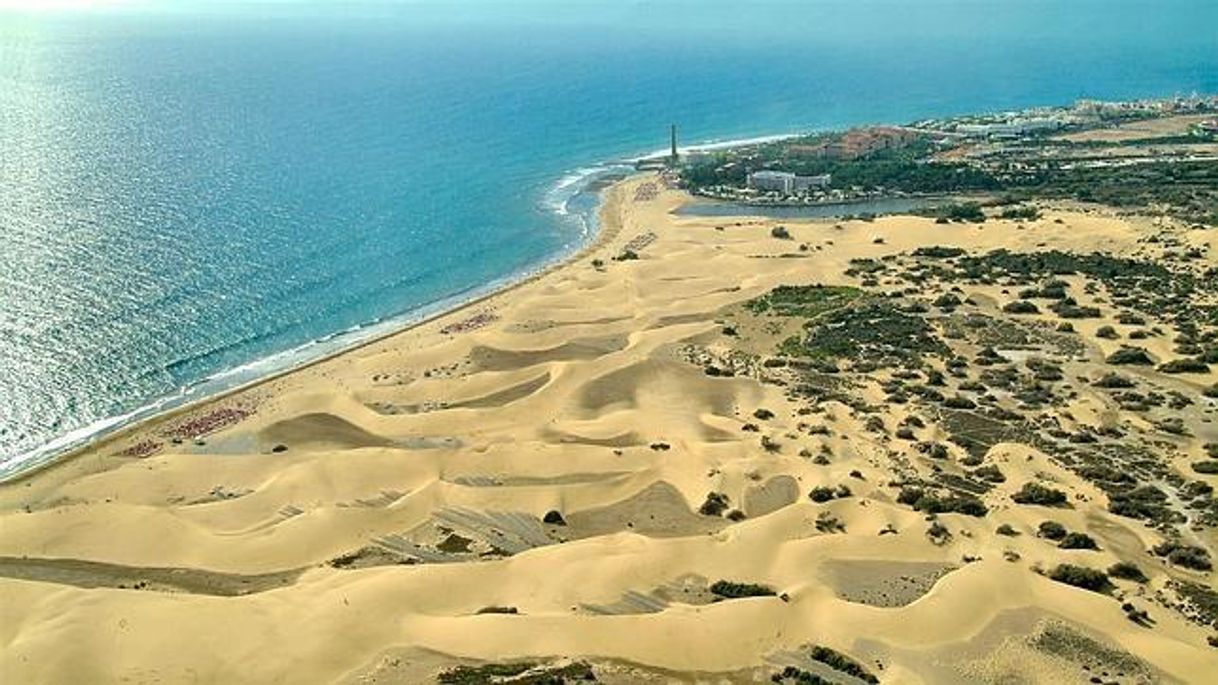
2, 127, 814, 485
11, 95, 1212, 482
2, 166, 1215, 682
0, 168, 641, 485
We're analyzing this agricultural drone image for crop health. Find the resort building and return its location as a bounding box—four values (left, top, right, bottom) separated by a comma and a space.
794, 173, 832, 191
957, 118, 1063, 138
747, 170, 796, 194
747, 170, 832, 195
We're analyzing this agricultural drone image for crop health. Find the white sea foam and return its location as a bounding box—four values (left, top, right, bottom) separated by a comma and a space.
0, 130, 797, 482
629, 131, 804, 163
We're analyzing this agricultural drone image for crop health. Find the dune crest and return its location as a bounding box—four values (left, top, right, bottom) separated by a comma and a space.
3, 175, 1217, 683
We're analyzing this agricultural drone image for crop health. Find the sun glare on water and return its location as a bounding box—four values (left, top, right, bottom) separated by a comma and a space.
0, 0, 137, 10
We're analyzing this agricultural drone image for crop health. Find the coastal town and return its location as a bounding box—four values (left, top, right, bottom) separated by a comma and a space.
666, 95, 1218, 225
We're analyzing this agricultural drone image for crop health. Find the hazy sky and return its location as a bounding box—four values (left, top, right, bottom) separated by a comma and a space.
4, 0, 1216, 52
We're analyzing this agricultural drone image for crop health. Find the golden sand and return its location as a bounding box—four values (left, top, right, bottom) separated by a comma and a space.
2, 175, 1216, 683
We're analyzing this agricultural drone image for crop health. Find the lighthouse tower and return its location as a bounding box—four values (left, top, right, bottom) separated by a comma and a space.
669, 124, 679, 166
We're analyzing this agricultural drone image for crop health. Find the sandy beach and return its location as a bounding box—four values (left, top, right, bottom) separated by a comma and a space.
2, 174, 1216, 683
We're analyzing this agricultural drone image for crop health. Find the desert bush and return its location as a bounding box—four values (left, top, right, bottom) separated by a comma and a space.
1038, 521, 1068, 540
1151, 542, 1213, 571
710, 580, 777, 599
770, 666, 833, 684
1106, 347, 1154, 366
1108, 562, 1148, 583
699, 492, 730, 517
934, 293, 962, 309
475, 606, 519, 615
816, 511, 846, 533
808, 645, 879, 684
943, 395, 977, 410
898, 486, 987, 516
1048, 564, 1111, 593
1012, 482, 1068, 506
1159, 358, 1210, 374
809, 487, 837, 503
1003, 300, 1040, 314
1059, 532, 1099, 550
927, 520, 952, 544
438, 663, 537, 684
1093, 372, 1135, 388
1109, 484, 1176, 522
973, 464, 1006, 483
912, 246, 965, 259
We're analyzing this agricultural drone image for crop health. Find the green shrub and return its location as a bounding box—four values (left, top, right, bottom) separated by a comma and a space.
1012, 482, 1069, 506
1038, 521, 1068, 540
1106, 347, 1154, 366
770, 666, 834, 684
1058, 532, 1099, 550
1192, 461, 1218, 475
999, 205, 1042, 221
1048, 564, 1111, 593
809, 486, 837, 503
1092, 373, 1135, 388
1107, 562, 1148, 583
699, 492, 730, 517
1002, 300, 1040, 314
808, 645, 879, 684
1159, 358, 1210, 374
710, 580, 777, 599
1151, 542, 1213, 571
897, 486, 988, 516
935, 202, 986, 223
1108, 485, 1174, 522
438, 663, 537, 684
973, 464, 1006, 483
912, 246, 965, 259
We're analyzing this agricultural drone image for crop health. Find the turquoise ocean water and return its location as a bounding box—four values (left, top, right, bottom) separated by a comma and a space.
1, 1, 1216, 476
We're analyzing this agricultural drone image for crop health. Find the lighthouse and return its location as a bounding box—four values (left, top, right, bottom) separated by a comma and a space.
669, 124, 678, 166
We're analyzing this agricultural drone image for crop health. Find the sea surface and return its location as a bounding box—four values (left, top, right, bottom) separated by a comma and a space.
2, 1, 1216, 477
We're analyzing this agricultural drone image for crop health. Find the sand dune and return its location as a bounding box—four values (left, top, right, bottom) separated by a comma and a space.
2, 175, 1216, 683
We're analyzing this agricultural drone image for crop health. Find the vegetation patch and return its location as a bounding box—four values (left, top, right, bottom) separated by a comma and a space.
1169, 580, 1218, 628
1037, 521, 1067, 540
746, 285, 862, 319
1108, 485, 1179, 524
1012, 482, 1069, 507
1106, 347, 1155, 366
1108, 562, 1148, 583
1158, 358, 1210, 374
897, 486, 988, 517
1151, 541, 1213, 571
808, 645, 879, 684
1058, 532, 1099, 550
769, 667, 834, 685
1048, 564, 1111, 593
710, 580, 778, 600
437, 662, 592, 684
786, 300, 948, 364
